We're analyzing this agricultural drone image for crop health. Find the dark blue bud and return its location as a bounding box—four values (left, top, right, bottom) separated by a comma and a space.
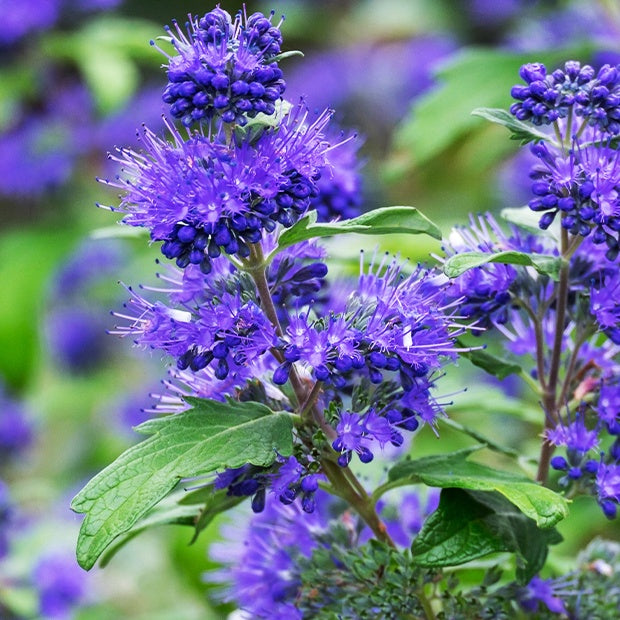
301, 476, 319, 493
390, 431, 404, 447
239, 479, 260, 495
214, 359, 229, 380
314, 365, 330, 381
386, 409, 403, 423
551, 455, 568, 470
369, 368, 383, 384
584, 459, 600, 474
369, 351, 387, 368
273, 364, 290, 385
301, 493, 315, 513
600, 499, 617, 519
280, 488, 297, 505
337, 452, 352, 468
212, 342, 229, 359
539, 212, 556, 229
291, 263, 328, 282
358, 447, 374, 463
177, 225, 197, 243
568, 467, 582, 480
251, 489, 266, 513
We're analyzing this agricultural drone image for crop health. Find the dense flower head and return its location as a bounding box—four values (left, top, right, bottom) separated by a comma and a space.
273, 258, 462, 392
209, 487, 435, 618
154, 7, 285, 127
527, 136, 620, 255
113, 286, 276, 381
102, 107, 332, 271
442, 213, 556, 329
209, 492, 330, 619
510, 60, 620, 133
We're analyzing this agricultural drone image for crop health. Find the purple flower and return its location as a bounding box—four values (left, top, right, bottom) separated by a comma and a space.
0, 479, 12, 559
33, 552, 88, 620
443, 213, 557, 329
113, 286, 276, 381
310, 128, 364, 222
598, 380, 620, 431
45, 307, 110, 374
546, 412, 599, 456
596, 462, 620, 518
519, 575, 569, 615
103, 106, 332, 270
51, 240, 126, 300
0, 0, 60, 45
525, 126, 620, 254
591, 273, 620, 343
209, 493, 330, 618
510, 60, 620, 134
154, 8, 285, 126
0, 385, 32, 464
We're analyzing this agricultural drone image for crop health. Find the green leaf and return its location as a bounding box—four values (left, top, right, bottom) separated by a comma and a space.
271, 50, 304, 62
276, 206, 441, 252
500, 207, 557, 237
72, 398, 293, 569
388, 448, 569, 528
394, 46, 593, 166
443, 250, 562, 280
456, 339, 522, 380
98, 493, 201, 568
472, 108, 554, 145
98, 484, 244, 566
412, 488, 562, 583
190, 487, 246, 543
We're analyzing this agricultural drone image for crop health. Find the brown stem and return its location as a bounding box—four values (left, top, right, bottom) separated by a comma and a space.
247, 242, 392, 542
321, 458, 395, 548
536, 229, 570, 484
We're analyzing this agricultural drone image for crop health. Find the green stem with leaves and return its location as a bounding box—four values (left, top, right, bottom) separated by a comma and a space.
247, 242, 395, 547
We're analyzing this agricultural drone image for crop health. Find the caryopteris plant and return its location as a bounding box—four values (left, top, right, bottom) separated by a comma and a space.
73, 7, 620, 618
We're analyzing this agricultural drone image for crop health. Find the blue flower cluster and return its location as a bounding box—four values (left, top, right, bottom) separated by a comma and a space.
209, 488, 438, 619
104, 109, 333, 272
549, 379, 620, 518
511, 60, 620, 132
442, 213, 556, 329
155, 8, 285, 127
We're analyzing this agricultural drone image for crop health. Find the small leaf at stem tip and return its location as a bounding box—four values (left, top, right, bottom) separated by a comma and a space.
456, 339, 522, 380
472, 107, 554, 145
277, 206, 442, 252
388, 448, 569, 529
270, 50, 304, 62
71, 398, 293, 570
443, 250, 562, 281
